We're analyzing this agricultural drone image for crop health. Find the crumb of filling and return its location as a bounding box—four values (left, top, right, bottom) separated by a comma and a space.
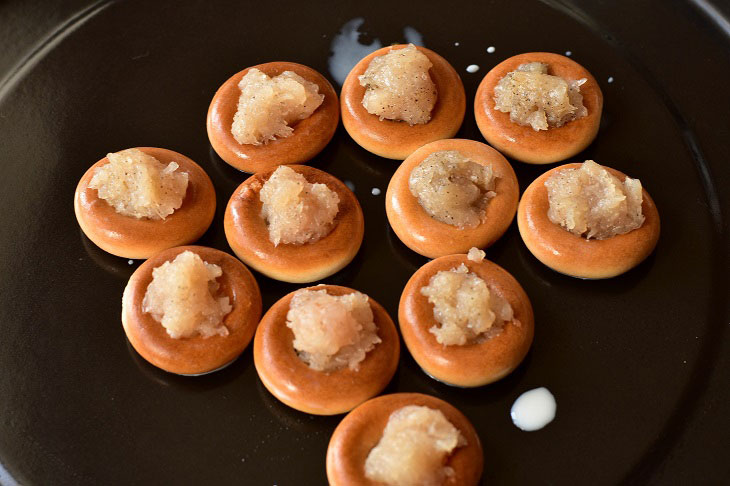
259, 166, 340, 246
421, 264, 513, 346
545, 160, 644, 239
142, 251, 232, 339
359, 44, 437, 125
409, 150, 496, 229
232, 68, 324, 145
364, 405, 466, 486
89, 148, 188, 220
467, 247, 486, 262
286, 289, 380, 372
494, 62, 587, 131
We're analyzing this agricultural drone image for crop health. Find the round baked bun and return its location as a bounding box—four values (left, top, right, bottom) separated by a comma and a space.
326, 393, 483, 486
518, 163, 661, 279
253, 285, 400, 415
475, 52, 603, 164
399, 254, 534, 387
341, 44, 466, 160
74, 147, 216, 260
224, 165, 364, 283
386, 138, 519, 259
122, 245, 262, 375
207, 62, 339, 173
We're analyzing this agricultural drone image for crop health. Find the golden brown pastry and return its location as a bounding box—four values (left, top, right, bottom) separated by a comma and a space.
399, 253, 534, 387
122, 245, 262, 375
253, 285, 400, 415
518, 162, 660, 279
341, 44, 466, 160
224, 165, 364, 283
386, 138, 519, 258
326, 393, 483, 486
207, 62, 339, 173
475, 52, 603, 164
74, 147, 216, 259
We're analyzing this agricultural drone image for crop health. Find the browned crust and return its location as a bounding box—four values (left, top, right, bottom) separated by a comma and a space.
224, 165, 365, 283
475, 52, 603, 164
517, 163, 661, 279
341, 45, 466, 160
253, 285, 400, 415
326, 393, 483, 486
121, 245, 262, 375
399, 254, 534, 387
74, 147, 216, 259
206, 62, 339, 173
385, 138, 519, 258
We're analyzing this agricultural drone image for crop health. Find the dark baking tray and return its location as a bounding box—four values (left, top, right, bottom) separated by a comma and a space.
0, 0, 728, 484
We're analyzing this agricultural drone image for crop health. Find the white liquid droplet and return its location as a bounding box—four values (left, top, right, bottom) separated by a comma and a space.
454, 41, 460, 46
565, 50, 572, 56
371, 187, 381, 196
403, 26, 424, 46
128, 259, 134, 265
466, 64, 480, 73
487, 46, 496, 53
328, 18, 382, 86
344, 180, 356, 192
510, 387, 556, 431
607, 76, 614, 83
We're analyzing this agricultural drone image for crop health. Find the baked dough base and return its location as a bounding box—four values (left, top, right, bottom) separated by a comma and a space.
341, 45, 466, 160
253, 285, 400, 415
399, 254, 534, 387
74, 147, 216, 260
518, 163, 661, 279
475, 52, 603, 164
122, 246, 262, 375
207, 62, 339, 173
326, 393, 483, 486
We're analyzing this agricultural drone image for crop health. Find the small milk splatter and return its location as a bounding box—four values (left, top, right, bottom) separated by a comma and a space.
487, 46, 496, 53
466, 64, 480, 73
344, 180, 355, 192
454, 41, 460, 46
328, 18, 382, 86
403, 26, 424, 46
565, 50, 572, 56
371, 187, 381, 196
128, 259, 134, 265
511, 387, 557, 431
608, 76, 614, 83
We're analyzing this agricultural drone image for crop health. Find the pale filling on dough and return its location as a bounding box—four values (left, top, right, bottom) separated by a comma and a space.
545, 160, 644, 239
286, 289, 381, 372
494, 62, 587, 131
142, 251, 232, 339
408, 150, 496, 229
358, 44, 437, 125
259, 166, 340, 246
89, 148, 188, 220
364, 405, 466, 486
232, 68, 324, 145
421, 264, 513, 346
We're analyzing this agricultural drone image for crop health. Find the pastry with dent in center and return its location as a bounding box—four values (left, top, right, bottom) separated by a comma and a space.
399, 249, 534, 387
74, 147, 216, 259
253, 285, 400, 415
326, 393, 483, 486
518, 160, 660, 279
224, 164, 364, 283
475, 52, 603, 164
207, 62, 339, 173
386, 138, 519, 258
122, 245, 262, 375
341, 44, 466, 160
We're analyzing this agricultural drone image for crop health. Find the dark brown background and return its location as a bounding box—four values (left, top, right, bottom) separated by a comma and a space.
0, 0, 728, 484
